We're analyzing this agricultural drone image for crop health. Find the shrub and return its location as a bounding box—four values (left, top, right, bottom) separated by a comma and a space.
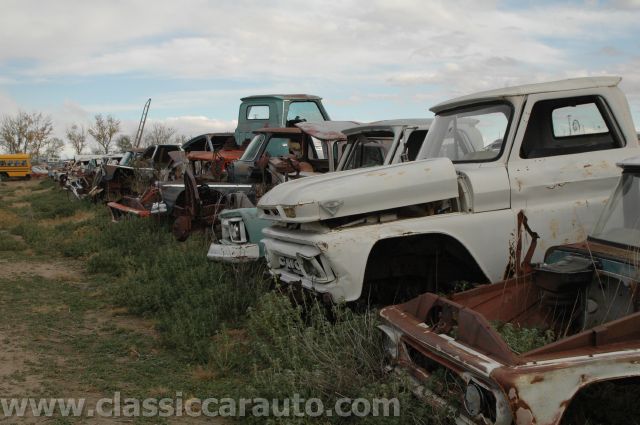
239, 293, 438, 424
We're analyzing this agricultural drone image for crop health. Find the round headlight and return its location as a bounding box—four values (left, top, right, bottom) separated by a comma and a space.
464, 383, 483, 417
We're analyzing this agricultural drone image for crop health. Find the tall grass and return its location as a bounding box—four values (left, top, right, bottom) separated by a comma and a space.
235, 292, 440, 424
11, 180, 444, 423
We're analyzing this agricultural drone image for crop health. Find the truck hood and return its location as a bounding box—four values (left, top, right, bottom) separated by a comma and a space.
257, 158, 459, 223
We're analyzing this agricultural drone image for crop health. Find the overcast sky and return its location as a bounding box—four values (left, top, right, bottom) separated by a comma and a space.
1, 0, 639, 156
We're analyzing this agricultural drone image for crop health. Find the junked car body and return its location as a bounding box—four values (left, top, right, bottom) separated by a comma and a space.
378, 156, 640, 425
90, 144, 181, 202
208, 119, 433, 263
106, 139, 245, 223
257, 76, 639, 304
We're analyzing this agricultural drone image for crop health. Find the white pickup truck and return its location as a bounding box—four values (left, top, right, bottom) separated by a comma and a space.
257, 76, 640, 304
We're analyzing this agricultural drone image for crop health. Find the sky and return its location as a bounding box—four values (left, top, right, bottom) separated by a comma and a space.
0, 0, 639, 157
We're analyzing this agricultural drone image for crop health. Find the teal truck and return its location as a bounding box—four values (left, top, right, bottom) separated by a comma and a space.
234, 94, 330, 146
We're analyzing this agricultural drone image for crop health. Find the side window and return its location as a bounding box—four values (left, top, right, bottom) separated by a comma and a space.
343, 134, 393, 170
521, 96, 622, 159
247, 105, 270, 120
403, 130, 428, 161
0, 160, 5, 166
286, 102, 325, 124
265, 137, 290, 157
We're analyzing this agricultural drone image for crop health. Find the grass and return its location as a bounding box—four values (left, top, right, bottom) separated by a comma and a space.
492, 321, 555, 354
0, 179, 450, 424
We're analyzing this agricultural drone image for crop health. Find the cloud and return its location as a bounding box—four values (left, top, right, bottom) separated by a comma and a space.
1, 0, 640, 136
3, 0, 636, 84
147, 116, 237, 140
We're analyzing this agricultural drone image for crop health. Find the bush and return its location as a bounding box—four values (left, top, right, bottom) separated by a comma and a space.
238, 293, 439, 424
102, 223, 268, 361
28, 185, 93, 220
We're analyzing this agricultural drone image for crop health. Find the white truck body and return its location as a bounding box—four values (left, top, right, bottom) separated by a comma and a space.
258, 77, 640, 303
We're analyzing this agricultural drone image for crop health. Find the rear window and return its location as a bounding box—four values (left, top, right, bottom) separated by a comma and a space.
521, 96, 622, 159
552, 103, 609, 138
247, 105, 270, 120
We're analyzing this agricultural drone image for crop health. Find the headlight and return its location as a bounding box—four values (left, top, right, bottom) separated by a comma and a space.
464, 383, 483, 417
222, 218, 247, 244
282, 206, 296, 218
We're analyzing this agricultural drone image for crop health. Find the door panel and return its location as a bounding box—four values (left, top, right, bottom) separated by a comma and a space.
508, 92, 627, 255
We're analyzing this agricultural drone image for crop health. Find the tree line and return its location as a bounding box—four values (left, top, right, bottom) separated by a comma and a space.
0, 111, 187, 159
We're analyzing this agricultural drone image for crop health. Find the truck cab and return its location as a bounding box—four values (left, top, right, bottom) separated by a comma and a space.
234, 94, 330, 146
257, 76, 639, 304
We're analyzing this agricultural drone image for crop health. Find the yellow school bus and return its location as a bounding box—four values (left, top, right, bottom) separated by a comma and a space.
0, 154, 31, 180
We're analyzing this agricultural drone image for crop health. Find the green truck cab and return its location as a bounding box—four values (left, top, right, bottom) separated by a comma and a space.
234, 95, 330, 146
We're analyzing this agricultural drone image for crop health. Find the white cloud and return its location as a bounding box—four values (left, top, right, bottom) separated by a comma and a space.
3, 0, 636, 84
1, 0, 640, 136
0, 91, 19, 114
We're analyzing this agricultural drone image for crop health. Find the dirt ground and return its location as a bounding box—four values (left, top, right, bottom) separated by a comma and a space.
0, 180, 225, 424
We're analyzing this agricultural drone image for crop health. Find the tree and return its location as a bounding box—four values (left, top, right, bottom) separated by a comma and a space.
142, 123, 176, 147
66, 124, 88, 155
88, 114, 120, 154
115, 134, 133, 152
43, 137, 65, 159
173, 134, 189, 145
0, 111, 54, 158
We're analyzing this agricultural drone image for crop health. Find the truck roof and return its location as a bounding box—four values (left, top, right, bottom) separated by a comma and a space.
240, 94, 322, 101
343, 118, 432, 136
295, 121, 359, 140
431, 76, 622, 114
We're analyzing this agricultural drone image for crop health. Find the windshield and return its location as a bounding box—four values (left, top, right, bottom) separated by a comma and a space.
591, 172, 640, 248
286, 101, 326, 123
418, 103, 512, 162
240, 134, 265, 161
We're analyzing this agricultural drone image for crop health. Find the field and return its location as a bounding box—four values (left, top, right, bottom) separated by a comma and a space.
0, 179, 444, 424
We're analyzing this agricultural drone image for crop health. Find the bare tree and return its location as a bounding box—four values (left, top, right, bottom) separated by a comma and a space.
43, 137, 65, 159
173, 134, 189, 145
143, 123, 177, 147
0, 111, 55, 158
66, 124, 88, 155
115, 134, 133, 152
88, 114, 120, 154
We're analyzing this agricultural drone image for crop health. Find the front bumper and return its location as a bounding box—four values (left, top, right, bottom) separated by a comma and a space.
207, 242, 260, 263
262, 236, 351, 302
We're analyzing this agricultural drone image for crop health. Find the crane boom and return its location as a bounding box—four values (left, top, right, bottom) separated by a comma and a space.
133, 98, 151, 148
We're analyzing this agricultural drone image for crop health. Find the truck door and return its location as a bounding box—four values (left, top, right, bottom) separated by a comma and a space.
508, 92, 629, 254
